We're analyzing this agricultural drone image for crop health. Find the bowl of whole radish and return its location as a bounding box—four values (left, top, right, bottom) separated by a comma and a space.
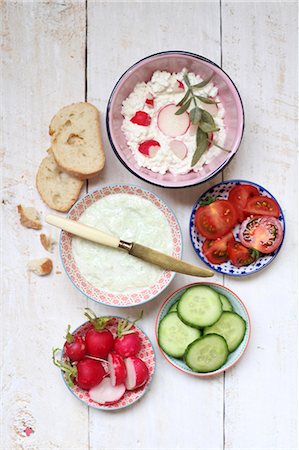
190, 180, 285, 276
156, 282, 250, 376
53, 309, 155, 410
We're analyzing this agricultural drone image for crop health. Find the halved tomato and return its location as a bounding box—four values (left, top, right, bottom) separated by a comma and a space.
239, 216, 283, 254
228, 184, 260, 222
244, 195, 280, 218
202, 232, 235, 264
195, 200, 237, 240
227, 241, 259, 267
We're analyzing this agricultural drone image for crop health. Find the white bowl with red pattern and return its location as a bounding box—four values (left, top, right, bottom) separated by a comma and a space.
60, 184, 182, 307
60, 317, 156, 410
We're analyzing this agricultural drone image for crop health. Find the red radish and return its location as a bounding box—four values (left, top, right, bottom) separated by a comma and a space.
84, 308, 114, 359
157, 104, 190, 138
130, 111, 151, 126
208, 132, 214, 148
169, 140, 187, 160
124, 356, 149, 390
52, 349, 106, 391
108, 352, 127, 386
138, 140, 160, 158
114, 312, 143, 358
174, 79, 184, 91
145, 93, 154, 107
63, 324, 86, 362
89, 377, 126, 405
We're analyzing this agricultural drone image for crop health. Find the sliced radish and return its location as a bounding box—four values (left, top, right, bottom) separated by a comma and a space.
157, 104, 190, 138
174, 79, 184, 92
169, 140, 188, 160
108, 352, 127, 386
145, 93, 154, 107
124, 356, 149, 391
199, 99, 218, 117
208, 132, 214, 148
89, 377, 126, 405
130, 111, 151, 126
138, 140, 160, 158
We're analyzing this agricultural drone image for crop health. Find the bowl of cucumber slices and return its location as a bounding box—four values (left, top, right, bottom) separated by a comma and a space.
156, 282, 250, 376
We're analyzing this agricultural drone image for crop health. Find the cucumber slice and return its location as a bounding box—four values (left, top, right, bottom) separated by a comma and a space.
203, 311, 246, 352
219, 294, 233, 312
158, 312, 201, 358
177, 286, 223, 328
184, 334, 229, 372
168, 302, 178, 313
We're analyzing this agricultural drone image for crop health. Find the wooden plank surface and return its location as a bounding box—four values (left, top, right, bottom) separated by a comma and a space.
1, 1, 297, 449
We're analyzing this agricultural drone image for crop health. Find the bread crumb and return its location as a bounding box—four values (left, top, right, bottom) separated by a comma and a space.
28, 258, 53, 276
40, 234, 55, 252
17, 205, 42, 230
56, 270, 62, 275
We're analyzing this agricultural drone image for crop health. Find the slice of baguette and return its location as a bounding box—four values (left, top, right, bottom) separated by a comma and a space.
49, 102, 105, 179
36, 150, 83, 212
17, 205, 42, 230
28, 258, 53, 276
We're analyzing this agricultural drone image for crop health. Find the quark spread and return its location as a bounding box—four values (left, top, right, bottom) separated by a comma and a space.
72, 193, 173, 293
121, 69, 226, 175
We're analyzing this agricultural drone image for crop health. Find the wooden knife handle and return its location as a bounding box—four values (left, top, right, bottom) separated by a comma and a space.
46, 214, 120, 248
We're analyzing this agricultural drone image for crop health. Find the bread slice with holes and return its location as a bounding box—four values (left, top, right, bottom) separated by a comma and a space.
36, 150, 83, 212
49, 102, 105, 179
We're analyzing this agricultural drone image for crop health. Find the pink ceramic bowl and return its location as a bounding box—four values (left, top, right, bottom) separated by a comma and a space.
106, 50, 244, 188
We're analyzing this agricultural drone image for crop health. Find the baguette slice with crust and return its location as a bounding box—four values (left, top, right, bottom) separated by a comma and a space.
28, 258, 53, 276
36, 150, 83, 212
49, 102, 105, 179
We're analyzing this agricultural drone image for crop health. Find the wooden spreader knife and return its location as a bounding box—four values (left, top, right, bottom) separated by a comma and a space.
46, 214, 214, 278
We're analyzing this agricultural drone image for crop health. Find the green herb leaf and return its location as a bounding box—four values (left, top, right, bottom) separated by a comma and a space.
176, 89, 191, 107
189, 107, 202, 125
199, 109, 219, 133
208, 139, 230, 153
175, 98, 192, 115
200, 195, 216, 206
192, 73, 214, 89
199, 123, 220, 133
191, 128, 208, 167
183, 73, 191, 87
195, 95, 218, 105
251, 249, 261, 261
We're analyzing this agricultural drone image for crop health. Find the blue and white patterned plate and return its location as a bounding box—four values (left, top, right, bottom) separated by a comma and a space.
155, 282, 251, 377
189, 180, 285, 276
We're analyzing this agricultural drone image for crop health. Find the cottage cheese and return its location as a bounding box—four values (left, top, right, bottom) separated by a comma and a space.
121, 69, 226, 175
72, 193, 173, 293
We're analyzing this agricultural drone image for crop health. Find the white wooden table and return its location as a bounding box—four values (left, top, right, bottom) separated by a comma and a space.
1, 2, 298, 449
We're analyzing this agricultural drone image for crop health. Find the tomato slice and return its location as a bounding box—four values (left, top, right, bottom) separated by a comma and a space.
239, 216, 283, 254
195, 200, 238, 239
228, 184, 260, 222
202, 232, 235, 264
227, 241, 259, 267
244, 195, 280, 218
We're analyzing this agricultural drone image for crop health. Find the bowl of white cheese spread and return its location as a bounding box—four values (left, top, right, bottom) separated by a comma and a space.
106, 51, 244, 188
60, 184, 182, 307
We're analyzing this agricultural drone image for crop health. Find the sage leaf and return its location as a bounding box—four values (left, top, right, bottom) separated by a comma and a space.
195, 95, 218, 105
191, 128, 208, 167
201, 109, 216, 127
189, 107, 202, 125
192, 73, 214, 89
176, 89, 190, 107
175, 98, 192, 115
183, 73, 191, 87
199, 123, 220, 133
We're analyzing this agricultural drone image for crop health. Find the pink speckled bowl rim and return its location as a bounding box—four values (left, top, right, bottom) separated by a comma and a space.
106, 50, 245, 188
59, 184, 182, 308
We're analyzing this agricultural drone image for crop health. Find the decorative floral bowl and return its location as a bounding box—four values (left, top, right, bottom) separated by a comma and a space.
60, 317, 156, 410
59, 184, 182, 307
189, 180, 285, 276
106, 50, 244, 188
155, 282, 250, 377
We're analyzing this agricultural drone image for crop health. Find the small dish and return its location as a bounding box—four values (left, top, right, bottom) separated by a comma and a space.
189, 180, 285, 276
60, 184, 182, 307
60, 317, 156, 410
106, 50, 244, 188
155, 282, 250, 377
